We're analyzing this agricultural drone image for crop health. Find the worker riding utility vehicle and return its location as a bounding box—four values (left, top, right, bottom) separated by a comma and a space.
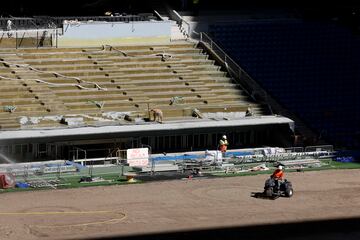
263, 176, 293, 198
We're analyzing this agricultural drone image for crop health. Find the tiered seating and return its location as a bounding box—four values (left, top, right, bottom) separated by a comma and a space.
209, 19, 360, 147
0, 41, 266, 129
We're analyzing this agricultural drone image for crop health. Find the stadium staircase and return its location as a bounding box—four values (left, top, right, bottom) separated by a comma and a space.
0, 41, 268, 130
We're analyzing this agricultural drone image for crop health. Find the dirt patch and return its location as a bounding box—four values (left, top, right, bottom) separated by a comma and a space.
0, 169, 360, 240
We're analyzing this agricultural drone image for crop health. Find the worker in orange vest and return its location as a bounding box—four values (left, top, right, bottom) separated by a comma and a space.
271, 165, 284, 190
219, 135, 229, 157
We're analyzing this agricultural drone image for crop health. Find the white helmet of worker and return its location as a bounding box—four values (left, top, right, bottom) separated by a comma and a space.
278, 165, 283, 170
222, 135, 227, 139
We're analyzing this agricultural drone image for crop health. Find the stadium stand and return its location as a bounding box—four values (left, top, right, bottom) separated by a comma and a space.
0, 29, 295, 161
208, 18, 360, 148
0, 41, 268, 130
6, 1, 355, 162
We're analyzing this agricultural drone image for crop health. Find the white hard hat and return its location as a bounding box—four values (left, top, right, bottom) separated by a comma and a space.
278, 165, 283, 170
222, 135, 227, 139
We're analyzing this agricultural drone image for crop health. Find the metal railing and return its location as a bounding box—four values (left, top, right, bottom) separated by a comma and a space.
70, 147, 87, 162
1, 19, 59, 49
171, 10, 191, 38
305, 145, 334, 153
199, 32, 273, 114
153, 10, 164, 21
284, 147, 304, 153
141, 144, 154, 174
52, 15, 153, 24
0, 13, 157, 49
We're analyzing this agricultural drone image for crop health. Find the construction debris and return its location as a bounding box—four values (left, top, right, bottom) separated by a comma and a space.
192, 108, 203, 118
18, 112, 134, 126
124, 114, 133, 122
60, 117, 84, 126
133, 163, 179, 173
87, 100, 105, 109
3, 105, 16, 113
27, 179, 59, 189
153, 53, 173, 61
19, 116, 63, 125
169, 96, 184, 105
250, 163, 269, 171
102, 111, 131, 120
0, 60, 107, 91
104, 44, 131, 57
203, 112, 246, 120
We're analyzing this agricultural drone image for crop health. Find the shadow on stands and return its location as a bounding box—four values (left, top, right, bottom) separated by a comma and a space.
86, 217, 360, 240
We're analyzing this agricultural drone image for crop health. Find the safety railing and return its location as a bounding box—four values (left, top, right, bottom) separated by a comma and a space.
1, 19, 59, 49
52, 15, 152, 23
0, 14, 155, 31
0, 13, 157, 49
199, 32, 273, 114
15, 29, 58, 49
153, 10, 165, 21
284, 147, 304, 153
305, 145, 334, 153
171, 10, 192, 38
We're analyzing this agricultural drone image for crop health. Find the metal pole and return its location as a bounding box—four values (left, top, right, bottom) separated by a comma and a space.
56, 29, 58, 48
15, 31, 18, 49
57, 163, 61, 180
37, 31, 39, 48
141, 144, 153, 175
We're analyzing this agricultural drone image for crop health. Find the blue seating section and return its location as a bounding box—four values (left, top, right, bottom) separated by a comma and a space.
209, 19, 360, 148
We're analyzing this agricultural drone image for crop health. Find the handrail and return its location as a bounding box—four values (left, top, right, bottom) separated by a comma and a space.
172, 10, 191, 38
141, 144, 154, 174
70, 147, 87, 161
27, 19, 40, 48
199, 32, 273, 114
153, 10, 164, 21
29, 19, 39, 29
0, 14, 156, 49
305, 145, 334, 152
104, 147, 121, 162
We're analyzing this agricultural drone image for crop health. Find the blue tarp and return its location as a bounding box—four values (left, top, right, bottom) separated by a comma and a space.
151, 151, 254, 161
15, 182, 30, 188
65, 160, 85, 170
226, 151, 254, 157
151, 154, 200, 161
45, 163, 61, 167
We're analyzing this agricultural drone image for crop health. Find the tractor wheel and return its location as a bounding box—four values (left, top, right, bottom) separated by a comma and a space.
265, 188, 273, 197
285, 187, 293, 197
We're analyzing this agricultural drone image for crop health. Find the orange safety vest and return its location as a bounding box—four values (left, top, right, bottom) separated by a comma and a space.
272, 169, 284, 180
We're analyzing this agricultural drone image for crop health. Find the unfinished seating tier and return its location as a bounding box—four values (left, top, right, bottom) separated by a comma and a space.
0, 41, 267, 129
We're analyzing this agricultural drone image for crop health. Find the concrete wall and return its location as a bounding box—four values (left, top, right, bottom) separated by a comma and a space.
58, 21, 172, 47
